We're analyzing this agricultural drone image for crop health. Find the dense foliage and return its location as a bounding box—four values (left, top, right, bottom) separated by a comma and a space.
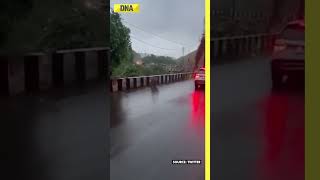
110, 12, 133, 70
0, 0, 33, 49
142, 55, 177, 65
1, 1, 179, 77
110, 12, 177, 77
1, 0, 108, 53
112, 63, 169, 77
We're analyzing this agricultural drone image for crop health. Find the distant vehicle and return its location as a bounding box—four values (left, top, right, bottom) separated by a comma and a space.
271, 19, 305, 89
194, 67, 205, 90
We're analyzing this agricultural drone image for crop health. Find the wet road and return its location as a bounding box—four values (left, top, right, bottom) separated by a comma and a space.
110, 81, 205, 180
0, 57, 304, 180
111, 57, 304, 180
1, 84, 108, 180
212, 57, 304, 180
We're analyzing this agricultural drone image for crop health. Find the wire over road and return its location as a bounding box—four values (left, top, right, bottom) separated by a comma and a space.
130, 35, 181, 51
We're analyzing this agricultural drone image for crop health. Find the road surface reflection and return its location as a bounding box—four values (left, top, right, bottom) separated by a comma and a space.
190, 90, 205, 129
257, 89, 304, 180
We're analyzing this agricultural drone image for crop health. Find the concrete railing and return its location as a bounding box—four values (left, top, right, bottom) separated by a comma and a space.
0, 47, 110, 96
211, 33, 277, 64
0, 34, 277, 96
110, 73, 193, 92
211, 10, 270, 21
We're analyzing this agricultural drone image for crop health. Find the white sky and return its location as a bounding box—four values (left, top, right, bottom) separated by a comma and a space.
110, 0, 205, 58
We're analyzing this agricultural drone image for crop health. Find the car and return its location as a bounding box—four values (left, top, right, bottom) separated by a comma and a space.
271, 19, 305, 90
194, 67, 205, 90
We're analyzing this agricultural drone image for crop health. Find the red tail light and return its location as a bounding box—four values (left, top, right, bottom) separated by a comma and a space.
273, 39, 287, 53
195, 74, 200, 79
192, 73, 196, 78
274, 44, 287, 53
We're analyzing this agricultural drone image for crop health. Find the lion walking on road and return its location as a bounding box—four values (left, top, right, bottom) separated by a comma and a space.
150, 76, 159, 102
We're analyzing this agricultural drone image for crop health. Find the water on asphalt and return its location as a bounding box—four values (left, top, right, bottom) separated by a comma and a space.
110, 81, 205, 180
212, 57, 304, 180
1, 84, 108, 180
111, 57, 304, 180
1, 57, 304, 180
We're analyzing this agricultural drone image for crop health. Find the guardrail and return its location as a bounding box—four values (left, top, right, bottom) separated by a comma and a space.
211, 33, 277, 63
110, 73, 193, 92
211, 10, 270, 21
0, 33, 278, 96
0, 47, 109, 96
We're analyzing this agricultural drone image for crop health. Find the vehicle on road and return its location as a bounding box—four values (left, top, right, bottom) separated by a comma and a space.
194, 67, 205, 90
271, 19, 305, 90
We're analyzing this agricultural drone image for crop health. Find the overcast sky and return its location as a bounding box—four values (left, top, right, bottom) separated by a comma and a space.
110, 0, 204, 58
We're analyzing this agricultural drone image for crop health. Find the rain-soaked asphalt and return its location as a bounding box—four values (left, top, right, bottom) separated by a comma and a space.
1, 84, 108, 180
111, 57, 304, 180
1, 57, 304, 180
110, 80, 205, 180
211, 57, 304, 180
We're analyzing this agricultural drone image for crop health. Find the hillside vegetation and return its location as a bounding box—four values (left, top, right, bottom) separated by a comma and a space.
1, 2, 191, 77
1, 0, 108, 53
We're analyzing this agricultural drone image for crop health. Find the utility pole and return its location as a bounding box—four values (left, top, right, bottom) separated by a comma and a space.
182, 47, 185, 57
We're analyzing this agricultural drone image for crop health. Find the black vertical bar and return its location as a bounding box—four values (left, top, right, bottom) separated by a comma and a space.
147, 77, 150, 86
218, 40, 223, 58
228, 39, 235, 58
235, 38, 240, 57
97, 50, 108, 80
106, 49, 110, 92
261, 36, 266, 53
0, 56, 9, 96
247, 37, 252, 53
140, 77, 144, 87
267, 35, 272, 53
110, 79, 113, 92
243, 38, 248, 55
133, 78, 137, 88
117, 79, 122, 91
52, 53, 64, 88
24, 55, 39, 93
264, 35, 269, 53
258, 36, 261, 53
75, 52, 86, 84
126, 78, 130, 89
239, 38, 244, 56
255, 36, 260, 54
211, 40, 215, 64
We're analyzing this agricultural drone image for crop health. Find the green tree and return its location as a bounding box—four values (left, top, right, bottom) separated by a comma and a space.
0, 0, 33, 48
142, 55, 176, 65
110, 11, 133, 71
1, 0, 108, 53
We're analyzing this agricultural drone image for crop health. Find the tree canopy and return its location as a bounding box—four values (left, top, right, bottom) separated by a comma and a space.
110, 11, 133, 69
1, 0, 108, 53
0, 0, 33, 48
142, 55, 177, 65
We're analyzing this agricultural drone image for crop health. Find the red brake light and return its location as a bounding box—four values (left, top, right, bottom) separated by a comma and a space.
195, 74, 200, 78
273, 40, 287, 53
274, 44, 287, 53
